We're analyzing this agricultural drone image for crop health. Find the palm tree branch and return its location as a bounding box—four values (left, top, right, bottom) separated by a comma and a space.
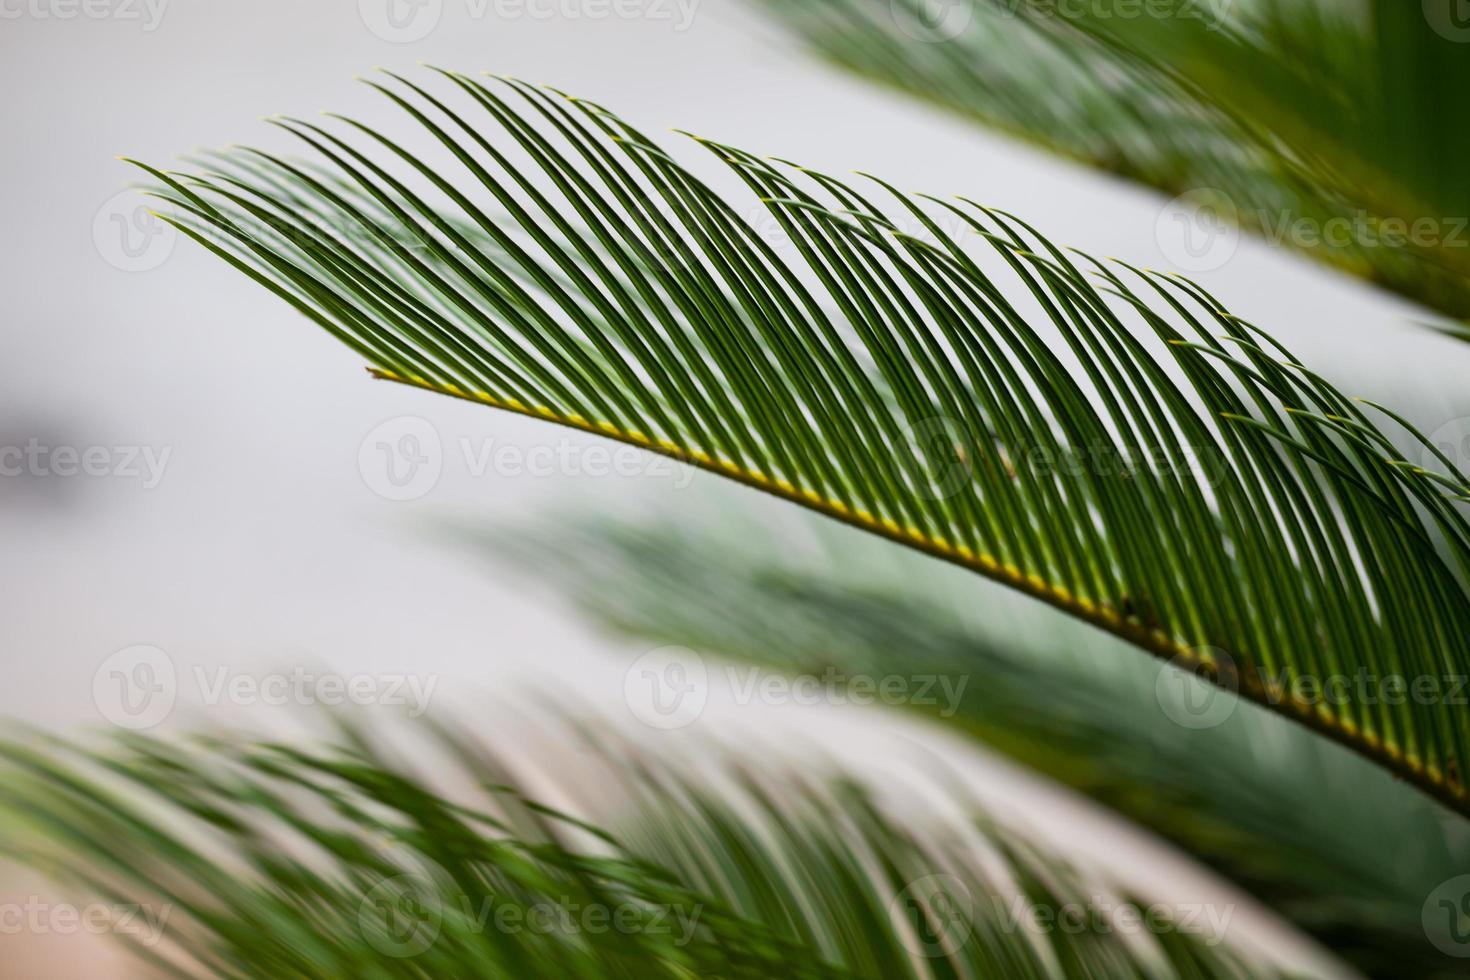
374, 364, 1470, 821
134, 68, 1470, 819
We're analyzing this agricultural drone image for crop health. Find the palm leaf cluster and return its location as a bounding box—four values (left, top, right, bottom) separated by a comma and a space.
487, 500, 1469, 977
136, 70, 1470, 814
752, 0, 1470, 322
0, 722, 1281, 979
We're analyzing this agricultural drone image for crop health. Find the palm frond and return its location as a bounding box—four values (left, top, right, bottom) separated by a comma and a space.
132, 69, 1470, 815
752, 0, 1470, 321
484, 498, 1470, 977
0, 719, 1293, 978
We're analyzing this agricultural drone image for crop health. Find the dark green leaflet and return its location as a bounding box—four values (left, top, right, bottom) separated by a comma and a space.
136, 68, 1470, 815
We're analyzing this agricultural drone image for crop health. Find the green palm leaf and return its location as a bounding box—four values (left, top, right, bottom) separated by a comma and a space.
753, 0, 1470, 322
485, 499, 1470, 976
0, 720, 1294, 978
131, 68, 1470, 816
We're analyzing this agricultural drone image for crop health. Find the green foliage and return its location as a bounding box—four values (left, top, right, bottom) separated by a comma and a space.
136, 69, 1470, 814
754, 0, 1470, 321
487, 499, 1470, 977
0, 722, 1283, 978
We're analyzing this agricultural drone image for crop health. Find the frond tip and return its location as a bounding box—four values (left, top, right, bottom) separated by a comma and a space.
140, 68, 1470, 818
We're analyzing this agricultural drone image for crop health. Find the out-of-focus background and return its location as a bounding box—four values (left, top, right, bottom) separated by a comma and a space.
5, 2, 1470, 976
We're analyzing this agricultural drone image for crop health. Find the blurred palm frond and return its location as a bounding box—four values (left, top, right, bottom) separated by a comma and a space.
0, 720, 1288, 979
753, 0, 1470, 321
482, 500, 1470, 977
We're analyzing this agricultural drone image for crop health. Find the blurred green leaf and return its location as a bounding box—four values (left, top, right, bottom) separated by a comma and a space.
0, 719, 1292, 978
483, 498, 1470, 977
753, 0, 1470, 320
